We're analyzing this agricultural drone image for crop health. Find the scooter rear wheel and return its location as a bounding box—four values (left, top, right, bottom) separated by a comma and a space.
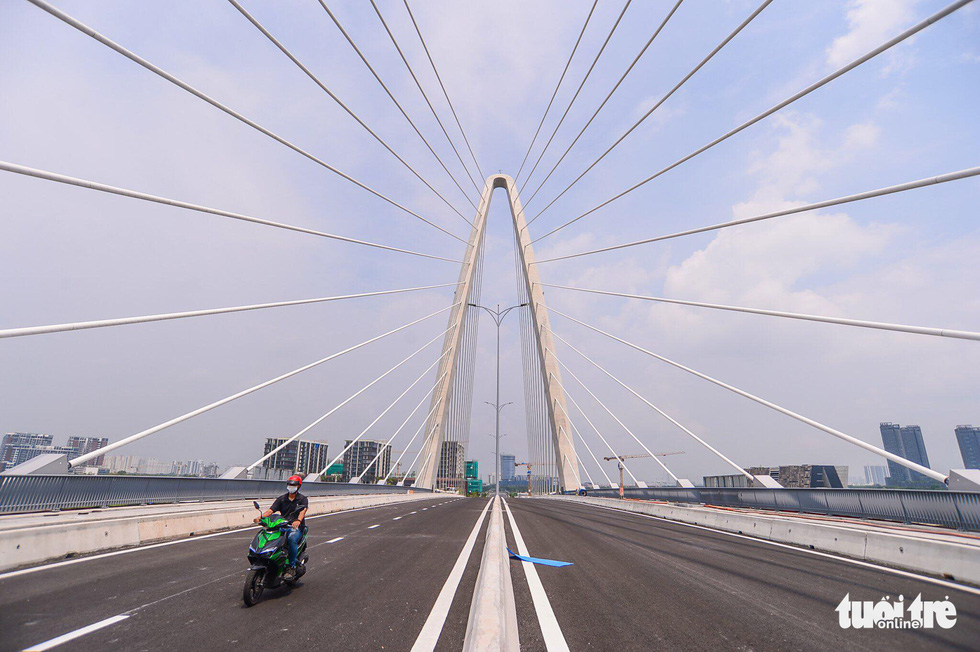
243, 568, 264, 607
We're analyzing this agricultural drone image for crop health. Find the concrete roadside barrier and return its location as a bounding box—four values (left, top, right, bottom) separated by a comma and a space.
549, 495, 980, 586
0, 492, 438, 572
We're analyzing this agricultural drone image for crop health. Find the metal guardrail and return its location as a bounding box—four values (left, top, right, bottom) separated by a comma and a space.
0, 475, 428, 515
577, 486, 980, 531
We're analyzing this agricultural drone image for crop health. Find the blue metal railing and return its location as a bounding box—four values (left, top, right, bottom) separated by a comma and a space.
0, 475, 428, 515
575, 486, 980, 531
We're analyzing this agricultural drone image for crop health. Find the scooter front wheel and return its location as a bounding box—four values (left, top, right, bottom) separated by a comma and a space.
243, 568, 264, 607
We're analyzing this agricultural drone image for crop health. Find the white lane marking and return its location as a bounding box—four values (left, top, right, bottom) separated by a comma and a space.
579, 502, 980, 598
0, 499, 437, 581
17, 498, 444, 648
422, 508, 428, 511
411, 499, 493, 652
25, 565, 248, 649
393, 517, 402, 520
24, 614, 129, 651
122, 568, 245, 613
502, 499, 569, 652
410, 511, 418, 515
368, 524, 380, 529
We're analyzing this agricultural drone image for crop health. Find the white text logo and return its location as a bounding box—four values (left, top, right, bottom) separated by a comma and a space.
836, 593, 956, 629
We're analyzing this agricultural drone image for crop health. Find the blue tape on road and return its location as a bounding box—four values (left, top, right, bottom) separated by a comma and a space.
507, 547, 573, 567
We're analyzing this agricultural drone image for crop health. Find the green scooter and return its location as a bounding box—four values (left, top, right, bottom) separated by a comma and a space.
243, 500, 309, 607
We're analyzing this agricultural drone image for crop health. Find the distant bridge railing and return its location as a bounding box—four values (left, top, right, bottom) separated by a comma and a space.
577, 486, 980, 532
0, 475, 428, 515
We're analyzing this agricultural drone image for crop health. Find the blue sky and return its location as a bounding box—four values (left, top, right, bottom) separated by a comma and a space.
1, 0, 978, 483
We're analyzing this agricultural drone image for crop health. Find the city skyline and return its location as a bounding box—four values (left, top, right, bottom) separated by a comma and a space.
5, 418, 979, 485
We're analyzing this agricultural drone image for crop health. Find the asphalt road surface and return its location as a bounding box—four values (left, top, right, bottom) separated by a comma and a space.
503, 498, 980, 651
4, 496, 979, 651
0, 496, 485, 651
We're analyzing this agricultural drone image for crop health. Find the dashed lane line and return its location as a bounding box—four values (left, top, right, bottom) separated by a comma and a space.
19, 497, 463, 649
22, 567, 245, 650
0, 500, 435, 581
24, 615, 130, 651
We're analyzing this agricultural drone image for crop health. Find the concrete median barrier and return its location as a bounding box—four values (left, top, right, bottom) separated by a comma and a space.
463, 496, 520, 652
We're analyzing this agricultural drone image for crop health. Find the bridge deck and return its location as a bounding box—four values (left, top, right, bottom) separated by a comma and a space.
3, 497, 979, 651
506, 499, 980, 650
1, 496, 478, 651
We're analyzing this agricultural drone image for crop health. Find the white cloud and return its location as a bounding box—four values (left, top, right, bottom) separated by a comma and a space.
554, 107, 978, 478
629, 98, 685, 138
843, 121, 882, 149
660, 114, 894, 319
738, 113, 880, 215
826, 0, 916, 69
663, 212, 896, 307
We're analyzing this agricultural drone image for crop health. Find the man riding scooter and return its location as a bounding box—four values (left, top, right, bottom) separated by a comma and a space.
254, 475, 308, 577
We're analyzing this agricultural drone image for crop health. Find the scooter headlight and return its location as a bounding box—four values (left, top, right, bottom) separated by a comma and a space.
258, 541, 281, 555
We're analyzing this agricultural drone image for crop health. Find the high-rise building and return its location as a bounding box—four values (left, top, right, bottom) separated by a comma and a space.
170, 459, 221, 477
880, 423, 935, 488
438, 441, 466, 490
747, 466, 780, 482
864, 465, 889, 486
99, 455, 221, 476
262, 438, 329, 477
702, 474, 752, 488
707, 464, 845, 488
955, 425, 980, 469
2, 433, 112, 472
1, 433, 54, 471
341, 440, 390, 483
101, 455, 141, 474
500, 454, 516, 480
66, 436, 109, 467
3, 444, 75, 471
777, 464, 846, 488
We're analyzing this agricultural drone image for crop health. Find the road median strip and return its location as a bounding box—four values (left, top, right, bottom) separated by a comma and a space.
462, 496, 520, 652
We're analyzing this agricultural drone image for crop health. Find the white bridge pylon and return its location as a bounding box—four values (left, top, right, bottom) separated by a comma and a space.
414, 175, 579, 492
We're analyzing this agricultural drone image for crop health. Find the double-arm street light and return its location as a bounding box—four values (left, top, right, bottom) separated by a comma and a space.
469, 302, 527, 496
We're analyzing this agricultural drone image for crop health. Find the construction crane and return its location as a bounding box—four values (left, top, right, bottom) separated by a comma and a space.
603, 452, 684, 497
515, 461, 533, 495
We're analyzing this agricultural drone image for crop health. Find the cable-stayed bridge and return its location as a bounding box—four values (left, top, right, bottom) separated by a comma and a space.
2, 1, 980, 649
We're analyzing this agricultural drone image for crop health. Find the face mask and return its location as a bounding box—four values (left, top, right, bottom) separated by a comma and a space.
287, 485, 298, 494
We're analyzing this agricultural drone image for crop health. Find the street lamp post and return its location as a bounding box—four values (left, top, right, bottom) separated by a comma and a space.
469, 301, 527, 496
